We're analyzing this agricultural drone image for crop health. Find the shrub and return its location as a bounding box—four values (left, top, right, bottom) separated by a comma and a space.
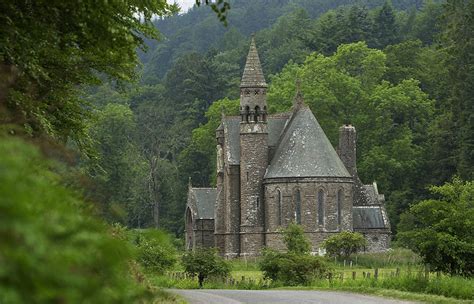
283, 223, 311, 254
259, 224, 330, 286
131, 229, 178, 272
259, 249, 329, 286
182, 248, 230, 288
322, 231, 367, 259
0, 138, 146, 303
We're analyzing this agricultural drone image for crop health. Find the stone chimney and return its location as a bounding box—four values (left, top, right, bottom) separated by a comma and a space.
338, 124, 357, 177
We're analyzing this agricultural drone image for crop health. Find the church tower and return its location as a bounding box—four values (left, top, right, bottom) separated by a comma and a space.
239, 37, 268, 256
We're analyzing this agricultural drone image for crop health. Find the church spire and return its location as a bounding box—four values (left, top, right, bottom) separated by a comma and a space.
240, 37, 268, 123
240, 36, 267, 88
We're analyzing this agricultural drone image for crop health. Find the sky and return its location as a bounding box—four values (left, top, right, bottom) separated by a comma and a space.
174, 0, 196, 12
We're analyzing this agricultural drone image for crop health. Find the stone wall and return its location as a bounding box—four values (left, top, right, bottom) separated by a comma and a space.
214, 143, 226, 253
224, 165, 241, 257
357, 229, 391, 252
194, 219, 215, 249
239, 122, 268, 256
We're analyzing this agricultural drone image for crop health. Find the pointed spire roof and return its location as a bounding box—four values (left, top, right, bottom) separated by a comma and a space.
240, 37, 267, 88
265, 106, 351, 179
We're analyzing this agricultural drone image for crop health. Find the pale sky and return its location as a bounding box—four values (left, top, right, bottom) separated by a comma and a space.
173, 0, 196, 12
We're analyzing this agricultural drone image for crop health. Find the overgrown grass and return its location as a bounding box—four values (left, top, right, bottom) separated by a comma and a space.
310, 272, 474, 300
349, 248, 422, 269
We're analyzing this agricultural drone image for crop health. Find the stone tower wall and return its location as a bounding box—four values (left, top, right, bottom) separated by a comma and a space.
240, 122, 268, 256
224, 165, 240, 257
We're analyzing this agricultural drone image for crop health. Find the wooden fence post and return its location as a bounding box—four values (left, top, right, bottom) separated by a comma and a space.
352, 271, 356, 280
374, 268, 379, 280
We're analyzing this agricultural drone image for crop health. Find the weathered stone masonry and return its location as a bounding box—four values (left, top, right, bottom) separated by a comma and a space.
185, 38, 391, 255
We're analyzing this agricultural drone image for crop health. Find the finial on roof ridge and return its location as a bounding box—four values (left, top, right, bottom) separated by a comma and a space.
188, 177, 192, 189
220, 106, 226, 119
293, 78, 305, 109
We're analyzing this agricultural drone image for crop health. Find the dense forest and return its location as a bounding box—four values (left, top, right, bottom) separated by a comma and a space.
80, 0, 472, 236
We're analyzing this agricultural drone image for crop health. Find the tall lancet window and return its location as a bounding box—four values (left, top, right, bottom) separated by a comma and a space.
318, 189, 324, 226
277, 189, 282, 226
295, 189, 301, 224
337, 189, 343, 226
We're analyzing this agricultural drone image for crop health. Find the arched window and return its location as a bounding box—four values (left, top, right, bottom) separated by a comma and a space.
318, 189, 324, 226
277, 189, 282, 226
337, 189, 343, 226
254, 106, 260, 122
245, 106, 250, 122
295, 189, 301, 224
185, 207, 193, 250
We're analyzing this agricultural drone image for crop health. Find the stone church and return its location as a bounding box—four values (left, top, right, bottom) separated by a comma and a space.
185, 38, 391, 257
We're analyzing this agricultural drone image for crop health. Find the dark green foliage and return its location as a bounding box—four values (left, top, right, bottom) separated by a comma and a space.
260, 250, 330, 286
443, 0, 474, 181
0, 0, 178, 147
0, 138, 147, 303
398, 178, 474, 276
181, 248, 230, 287
372, 2, 400, 48
322, 231, 367, 259
283, 223, 311, 254
131, 229, 178, 272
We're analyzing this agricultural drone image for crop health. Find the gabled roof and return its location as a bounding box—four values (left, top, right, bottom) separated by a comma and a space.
265, 106, 351, 179
189, 188, 216, 219
240, 37, 267, 88
223, 115, 290, 165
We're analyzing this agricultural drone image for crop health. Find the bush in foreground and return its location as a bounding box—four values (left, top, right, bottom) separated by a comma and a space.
259, 223, 330, 286
0, 139, 147, 303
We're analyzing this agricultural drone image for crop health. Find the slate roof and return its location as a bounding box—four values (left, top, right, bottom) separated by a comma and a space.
191, 188, 216, 219
240, 37, 267, 88
264, 106, 351, 179
353, 206, 387, 229
223, 115, 290, 165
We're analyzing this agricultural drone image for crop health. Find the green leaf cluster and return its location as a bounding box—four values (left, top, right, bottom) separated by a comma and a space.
181, 248, 230, 287
0, 138, 147, 303
322, 231, 367, 259
398, 178, 474, 276
259, 224, 330, 286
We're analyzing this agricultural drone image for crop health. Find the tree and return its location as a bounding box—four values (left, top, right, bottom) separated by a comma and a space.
181, 248, 230, 288
442, 0, 474, 181
322, 231, 367, 259
0, 0, 230, 151
372, 2, 399, 48
0, 138, 146, 302
283, 223, 311, 254
85, 103, 149, 225
0, 0, 179, 148
397, 178, 474, 276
